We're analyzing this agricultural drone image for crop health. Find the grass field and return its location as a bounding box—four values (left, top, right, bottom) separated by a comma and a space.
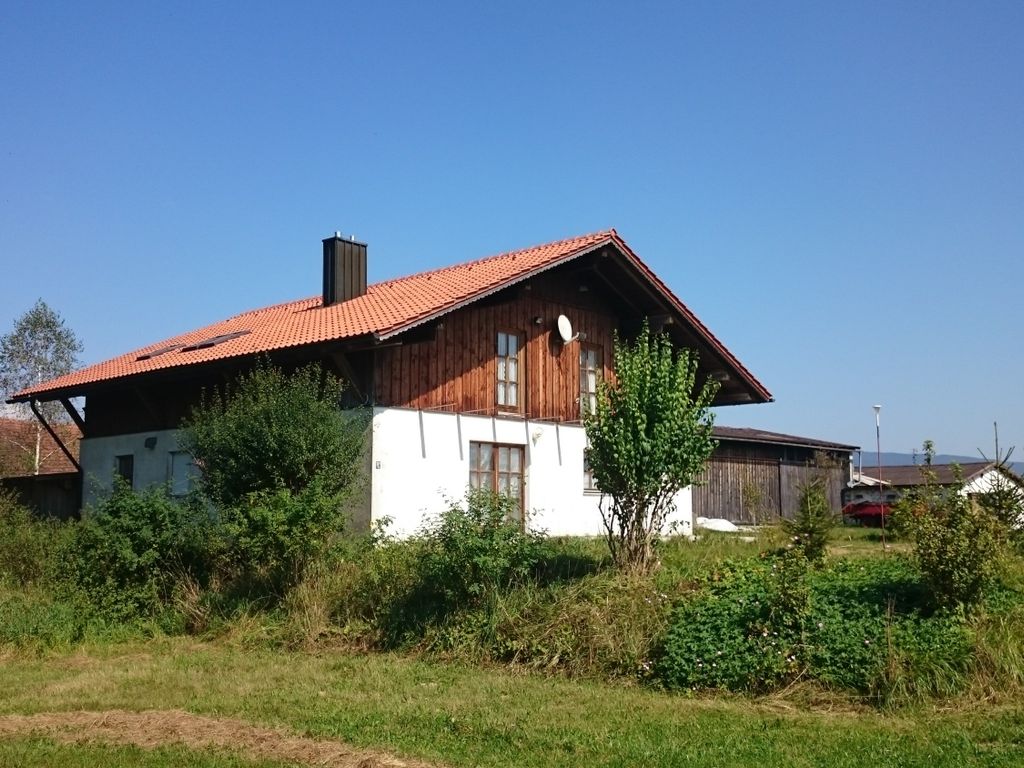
2, 639, 1023, 768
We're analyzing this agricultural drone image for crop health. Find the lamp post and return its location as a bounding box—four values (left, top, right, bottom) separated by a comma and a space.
873, 404, 886, 550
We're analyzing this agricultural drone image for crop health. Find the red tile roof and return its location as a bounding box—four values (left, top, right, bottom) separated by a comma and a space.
11, 230, 771, 403
0, 417, 80, 477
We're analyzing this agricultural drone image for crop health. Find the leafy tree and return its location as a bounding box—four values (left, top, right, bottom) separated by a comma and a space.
0, 299, 83, 475
584, 323, 718, 574
179, 361, 369, 589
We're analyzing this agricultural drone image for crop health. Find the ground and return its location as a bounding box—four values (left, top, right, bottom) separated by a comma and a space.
1, 639, 1023, 768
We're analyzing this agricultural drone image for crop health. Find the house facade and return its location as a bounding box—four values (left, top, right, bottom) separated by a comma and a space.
10, 230, 771, 536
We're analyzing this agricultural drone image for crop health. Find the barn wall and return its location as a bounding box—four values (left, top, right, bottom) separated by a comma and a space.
694, 441, 851, 523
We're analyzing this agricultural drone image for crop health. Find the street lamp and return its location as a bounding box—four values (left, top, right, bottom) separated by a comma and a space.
873, 405, 886, 549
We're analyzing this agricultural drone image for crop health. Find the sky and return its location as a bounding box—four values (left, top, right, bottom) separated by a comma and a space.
1, 1, 1022, 459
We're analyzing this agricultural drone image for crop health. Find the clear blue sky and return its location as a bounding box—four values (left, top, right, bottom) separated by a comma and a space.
2, 1, 1022, 459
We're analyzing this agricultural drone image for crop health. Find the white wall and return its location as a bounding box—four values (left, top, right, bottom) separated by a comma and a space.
370, 406, 693, 538
79, 429, 196, 509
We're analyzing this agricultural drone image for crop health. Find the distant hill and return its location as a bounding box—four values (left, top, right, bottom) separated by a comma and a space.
854, 451, 1024, 476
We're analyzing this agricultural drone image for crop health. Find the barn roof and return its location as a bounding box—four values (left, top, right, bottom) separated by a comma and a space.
10, 229, 771, 405
0, 417, 80, 477
712, 426, 858, 452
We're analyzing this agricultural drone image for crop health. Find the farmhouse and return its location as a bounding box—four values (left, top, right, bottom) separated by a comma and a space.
9, 230, 771, 535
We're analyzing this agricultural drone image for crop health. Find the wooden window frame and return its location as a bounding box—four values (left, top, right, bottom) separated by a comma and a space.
115, 453, 134, 489
468, 441, 526, 521
579, 342, 603, 418
496, 330, 524, 413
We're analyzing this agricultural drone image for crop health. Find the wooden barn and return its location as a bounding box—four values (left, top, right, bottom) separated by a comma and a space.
693, 427, 857, 525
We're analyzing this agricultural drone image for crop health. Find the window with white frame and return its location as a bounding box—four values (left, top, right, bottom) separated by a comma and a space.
579, 343, 602, 417
496, 331, 523, 411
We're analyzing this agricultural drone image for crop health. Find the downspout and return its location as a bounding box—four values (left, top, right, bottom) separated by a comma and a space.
29, 398, 81, 472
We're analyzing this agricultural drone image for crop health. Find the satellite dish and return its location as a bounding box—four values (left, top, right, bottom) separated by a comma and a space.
557, 314, 574, 343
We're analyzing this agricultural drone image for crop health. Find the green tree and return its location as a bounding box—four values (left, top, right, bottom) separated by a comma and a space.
583, 323, 718, 574
0, 299, 83, 475
893, 443, 1001, 609
179, 362, 369, 589
782, 477, 836, 563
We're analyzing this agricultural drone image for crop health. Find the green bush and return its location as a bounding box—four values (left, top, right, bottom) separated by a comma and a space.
782, 477, 836, 563
57, 482, 215, 622
220, 480, 348, 593
657, 554, 808, 692
893, 460, 1001, 609
657, 554, 974, 699
0, 490, 67, 586
419, 490, 548, 608
180, 362, 369, 591
180, 362, 367, 506
0, 585, 89, 648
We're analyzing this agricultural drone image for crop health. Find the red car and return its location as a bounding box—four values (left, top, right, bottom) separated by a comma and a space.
842, 502, 892, 527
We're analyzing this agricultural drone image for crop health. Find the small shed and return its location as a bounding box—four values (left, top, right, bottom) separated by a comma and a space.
693, 427, 857, 525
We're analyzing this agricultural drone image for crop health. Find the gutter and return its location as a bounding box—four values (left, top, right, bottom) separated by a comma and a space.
29, 398, 81, 473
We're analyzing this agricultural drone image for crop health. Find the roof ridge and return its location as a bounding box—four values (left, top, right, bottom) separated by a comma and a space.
373, 229, 615, 287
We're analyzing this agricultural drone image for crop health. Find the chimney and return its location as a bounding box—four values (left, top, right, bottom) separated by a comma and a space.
322, 231, 368, 306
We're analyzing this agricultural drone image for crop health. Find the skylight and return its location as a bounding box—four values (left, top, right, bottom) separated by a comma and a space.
180, 330, 251, 352
136, 344, 183, 361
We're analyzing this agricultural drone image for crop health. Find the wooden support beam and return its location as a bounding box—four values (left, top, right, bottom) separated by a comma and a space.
59, 397, 86, 434
29, 399, 81, 472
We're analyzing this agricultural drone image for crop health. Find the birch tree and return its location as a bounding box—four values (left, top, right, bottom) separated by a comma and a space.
0, 299, 83, 474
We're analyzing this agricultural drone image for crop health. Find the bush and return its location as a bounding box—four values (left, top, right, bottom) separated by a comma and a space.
180, 362, 369, 591
893, 460, 1001, 609
657, 554, 974, 699
220, 480, 347, 593
657, 553, 809, 692
57, 482, 215, 622
782, 477, 836, 563
419, 490, 548, 608
180, 362, 367, 506
0, 490, 67, 586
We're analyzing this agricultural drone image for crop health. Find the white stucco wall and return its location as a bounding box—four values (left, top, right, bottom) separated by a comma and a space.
79, 429, 197, 509
370, 406, 693, 538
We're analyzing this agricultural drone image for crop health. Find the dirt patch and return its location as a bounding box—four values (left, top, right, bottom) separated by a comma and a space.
0, 709, 440, 768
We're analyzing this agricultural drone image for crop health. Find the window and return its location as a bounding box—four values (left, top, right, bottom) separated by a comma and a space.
169, 451, 195, 497
469, 442, 525, 521
115, 454, 134, 488
583, 451, 599, 492
496, 331, 522, 411
181, 329, 251, 353
579, 343, 602, 416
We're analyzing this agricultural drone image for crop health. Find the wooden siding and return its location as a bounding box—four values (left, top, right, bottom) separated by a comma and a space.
694, 457, 781, 524
694, 442, 850, 524
374, 279, 617, 422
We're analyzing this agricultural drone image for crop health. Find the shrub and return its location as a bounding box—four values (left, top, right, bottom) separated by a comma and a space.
418, 490, 548, 608
657, 553, 974, 699
782, 477, 836, 563
57, 482, 215, 622
0, 489, 67, 586
657, 554, 808, 692
894, 458, 1001, 609
180, 362, 369, 591
180, 362, 368, 506
220, 480, 347, 593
